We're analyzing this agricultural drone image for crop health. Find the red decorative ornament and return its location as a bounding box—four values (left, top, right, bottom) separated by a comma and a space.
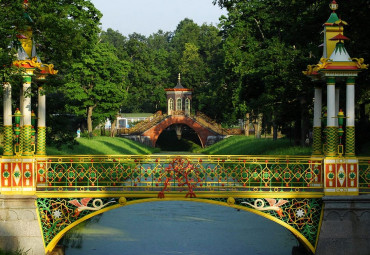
158, 157, 200, 199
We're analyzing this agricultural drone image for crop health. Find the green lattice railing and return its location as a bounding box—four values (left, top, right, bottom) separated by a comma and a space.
36, 155, 323, 194
359, 158, 370, 194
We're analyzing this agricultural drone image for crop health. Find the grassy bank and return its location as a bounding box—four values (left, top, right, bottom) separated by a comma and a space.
46, 136, 159, 155
200, 136, 312, 155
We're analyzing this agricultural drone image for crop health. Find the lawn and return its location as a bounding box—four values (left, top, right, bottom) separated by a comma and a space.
46, 136, 159, 155
200, 136, 312, 155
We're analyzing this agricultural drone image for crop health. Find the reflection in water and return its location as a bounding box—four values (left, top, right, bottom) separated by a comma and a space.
63, 201, 309, 255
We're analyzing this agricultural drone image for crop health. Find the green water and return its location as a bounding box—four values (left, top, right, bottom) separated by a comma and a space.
63, 201, 309, 255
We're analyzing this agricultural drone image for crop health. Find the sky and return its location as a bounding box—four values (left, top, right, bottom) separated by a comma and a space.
90, 0, 227, 36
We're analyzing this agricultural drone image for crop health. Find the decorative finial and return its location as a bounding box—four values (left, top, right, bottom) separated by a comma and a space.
329, 0, 338, 12
178, 73, 181, 82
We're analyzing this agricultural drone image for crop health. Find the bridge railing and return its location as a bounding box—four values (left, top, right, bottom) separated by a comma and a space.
35, 155, 324, 194
118, 111, 167, 135
194, 112, 225, 135
359, 157, 370, 194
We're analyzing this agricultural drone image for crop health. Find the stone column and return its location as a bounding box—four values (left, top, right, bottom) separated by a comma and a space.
335, 88, 340, 126
345, 77, 356, 156
3, 83, 13, 156
22, 70, 33, 156
312, 86, 322, 155
326, 77, 338, 157
36, 86, 46, 155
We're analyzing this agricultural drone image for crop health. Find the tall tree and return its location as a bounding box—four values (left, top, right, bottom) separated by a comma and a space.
63, 42, 129, 136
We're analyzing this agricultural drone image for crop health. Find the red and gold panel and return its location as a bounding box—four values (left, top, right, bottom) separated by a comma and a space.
11, 162, 22, 187
21, 162, 34, 187
324, 158, 358, 195
1, 163, 11, 188
36, 161, 47, 184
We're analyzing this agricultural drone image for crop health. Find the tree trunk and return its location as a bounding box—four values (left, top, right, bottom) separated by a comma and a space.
273, 122, 278, 140
256, 113, 263, 139
299, 97, 308, 146
87, 106, 94, 138
110, 117, 117, 137
245, 113, 250, 136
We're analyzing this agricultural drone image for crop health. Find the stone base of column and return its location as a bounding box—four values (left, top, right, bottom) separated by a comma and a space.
3, 126, 13, 156
316, 195, 370, 255
0, 195, 45, 255
326, 126, 338, 157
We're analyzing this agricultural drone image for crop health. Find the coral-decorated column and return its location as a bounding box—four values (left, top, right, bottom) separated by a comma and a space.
36, 85, 46, 155
22, 70, 34, 156
312, 86, 322, 155
345, 77, 356, 156
326, 77, 338, 157
3, 83, 13, 156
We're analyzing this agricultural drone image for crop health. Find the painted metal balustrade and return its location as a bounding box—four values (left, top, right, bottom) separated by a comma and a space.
36, 155, 324, 195
359, 157, 370, 194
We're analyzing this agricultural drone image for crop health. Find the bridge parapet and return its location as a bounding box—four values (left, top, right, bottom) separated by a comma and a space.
1, 155, 369, 196
33, 155, 324, 195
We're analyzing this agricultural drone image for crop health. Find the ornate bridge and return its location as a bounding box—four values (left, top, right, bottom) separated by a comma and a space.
1, 154, 369, 254
1, 1, 370, 255
123, 111, 238, 147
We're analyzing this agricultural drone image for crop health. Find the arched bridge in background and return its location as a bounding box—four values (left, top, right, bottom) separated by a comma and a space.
121, 111, 243, 147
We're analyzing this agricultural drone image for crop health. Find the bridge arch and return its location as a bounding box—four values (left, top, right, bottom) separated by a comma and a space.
156, 123, 203, 149
142, 115, 217, 147
45, 197, 315, 254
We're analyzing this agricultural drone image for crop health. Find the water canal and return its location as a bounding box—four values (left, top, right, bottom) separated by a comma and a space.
62, 201, 309, 255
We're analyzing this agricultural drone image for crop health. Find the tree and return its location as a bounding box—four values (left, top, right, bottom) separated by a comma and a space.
28, 0, 102, 70
63, 42, 129, 136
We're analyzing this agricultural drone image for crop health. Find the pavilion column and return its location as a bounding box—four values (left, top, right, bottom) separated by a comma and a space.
312, 86, 322, 155
22, 70, 34, 156
3, 83, 13, 156
326, 77, 338, 157
335, 87, 340, 126
345, 77, 356, 156
36, 86, 46, 155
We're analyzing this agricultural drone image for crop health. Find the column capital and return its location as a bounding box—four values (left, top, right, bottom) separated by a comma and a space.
326, 77, 336, 84
346, 77, 356, 84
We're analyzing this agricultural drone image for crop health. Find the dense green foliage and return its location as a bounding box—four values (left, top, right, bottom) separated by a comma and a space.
213, 0, 370, 146
64, 42, 129, 136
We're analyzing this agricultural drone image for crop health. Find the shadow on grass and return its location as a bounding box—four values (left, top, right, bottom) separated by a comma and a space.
117, 138, 155, 154
47, 141, 104, 155
202, 137, 311, 155
99, 140, 150, 155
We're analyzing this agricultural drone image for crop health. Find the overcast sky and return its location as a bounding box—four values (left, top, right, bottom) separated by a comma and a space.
90, 0, 227, 36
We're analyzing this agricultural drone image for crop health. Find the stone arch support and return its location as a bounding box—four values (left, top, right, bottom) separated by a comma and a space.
36, 196, 323, 254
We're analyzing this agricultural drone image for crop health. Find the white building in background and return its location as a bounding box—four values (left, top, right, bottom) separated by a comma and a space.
105, 113, 153, 129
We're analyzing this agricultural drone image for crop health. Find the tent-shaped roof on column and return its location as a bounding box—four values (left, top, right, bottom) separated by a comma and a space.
303, 0, 368, 79
12, 0, 57, 75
